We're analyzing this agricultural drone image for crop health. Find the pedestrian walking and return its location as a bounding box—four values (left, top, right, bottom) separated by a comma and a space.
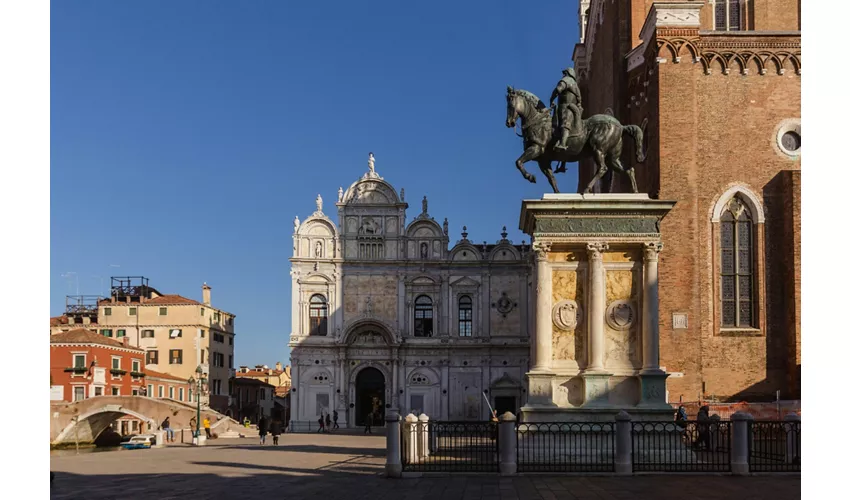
696, 405, 711, 450
333, 410, 339, 429
325, 413, 331, 432
318, 414, 325, 433
203, 417, 212, 439
258, 416, 268, 445
365, 412, 373, 434
270, 419, 282, 445
160, 417, 175, 443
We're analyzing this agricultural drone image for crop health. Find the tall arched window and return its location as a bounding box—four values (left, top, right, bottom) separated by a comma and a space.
720, 195, 753, 328
414, 295, 434, 337
309, 294, 328, 336
458, 295, 473, 337
714, 0, 741, 31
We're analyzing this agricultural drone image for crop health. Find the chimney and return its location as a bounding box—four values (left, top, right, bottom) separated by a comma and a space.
202, 283, 211, 306
122, 336, 129, 347
82, 316, 90, 325
275, 362, 282, 372
284, 365, 291, 378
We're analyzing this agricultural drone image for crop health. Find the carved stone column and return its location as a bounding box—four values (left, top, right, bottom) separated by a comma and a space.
641, 242, 663, 374
582, 242, 611, 408
586, 242, 609, 372
526, 241, 556, 409
532, 241, 553, 372
638, 242, 669, 408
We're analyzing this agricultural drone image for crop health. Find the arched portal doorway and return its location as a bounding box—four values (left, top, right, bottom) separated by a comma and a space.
355, 367, 386, 426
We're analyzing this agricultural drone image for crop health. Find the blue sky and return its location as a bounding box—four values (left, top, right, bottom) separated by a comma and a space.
50, 0, 582, 367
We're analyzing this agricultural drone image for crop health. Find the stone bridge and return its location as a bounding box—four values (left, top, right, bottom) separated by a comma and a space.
50, 396, 245, 446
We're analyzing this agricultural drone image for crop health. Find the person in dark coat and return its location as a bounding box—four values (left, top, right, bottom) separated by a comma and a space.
270, 419, 282, 445
258, 416, 268, 445
675, 406, 688, 429
333, 410, 339, 429
325, 413, 332, 432
365, 412, 373, 434
696, 406, 711, 450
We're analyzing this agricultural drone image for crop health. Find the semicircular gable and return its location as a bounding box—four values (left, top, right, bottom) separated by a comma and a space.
450, 243, 482, 262
300, 218, 338, 237
490, 244, 521, 261
343, 179, 401, 205
406, 219, 443, 238
302, 272, 333, 284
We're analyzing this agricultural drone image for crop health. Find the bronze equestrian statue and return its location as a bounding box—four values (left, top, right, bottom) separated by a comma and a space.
505, 68, 646, 194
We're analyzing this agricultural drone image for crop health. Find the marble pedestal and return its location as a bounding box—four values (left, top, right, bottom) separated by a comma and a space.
519, 194, 676, 423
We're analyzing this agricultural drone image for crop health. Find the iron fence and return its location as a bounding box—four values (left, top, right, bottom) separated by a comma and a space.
632, 421, 731, 472
749, 420, 800, 472
516, 422, 615, 473
401, 421, 499, 472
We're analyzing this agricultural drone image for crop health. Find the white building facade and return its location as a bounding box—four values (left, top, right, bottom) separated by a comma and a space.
288, 161, 532, 428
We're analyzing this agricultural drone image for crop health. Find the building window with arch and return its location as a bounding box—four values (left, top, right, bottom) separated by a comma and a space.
720, 195, 754, 328
714, 0, 741, 31
414, 295, 434, 337
458, 295, 473, 337
309, 294, 328, 336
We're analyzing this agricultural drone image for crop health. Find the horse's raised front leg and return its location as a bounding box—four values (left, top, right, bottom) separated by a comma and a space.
515, 145, 544, 185
537, 159, 559, 193
583, 149, 608, 194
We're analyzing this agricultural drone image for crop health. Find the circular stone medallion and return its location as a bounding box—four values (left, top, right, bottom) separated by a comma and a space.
606, 300, 637, 330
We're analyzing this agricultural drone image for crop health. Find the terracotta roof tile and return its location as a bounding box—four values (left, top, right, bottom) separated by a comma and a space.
98, 294, 202, 306
275, 386, 291, 397
49, 328, 143, 351
236, 370, 283, 378
231, 377, 275, 388
144, 369, 189, 382
50, 316, 69, 327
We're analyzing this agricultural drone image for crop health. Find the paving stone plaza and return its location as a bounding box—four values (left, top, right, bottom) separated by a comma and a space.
50, 434, 799, 500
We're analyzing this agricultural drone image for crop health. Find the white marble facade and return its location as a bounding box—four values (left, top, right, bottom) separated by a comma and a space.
289, 163, 531, 428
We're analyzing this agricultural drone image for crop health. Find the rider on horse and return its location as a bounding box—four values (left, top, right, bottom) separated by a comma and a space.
550, 67, 584, 152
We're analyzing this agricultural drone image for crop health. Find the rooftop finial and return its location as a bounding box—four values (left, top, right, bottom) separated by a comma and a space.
501, 226, 508, 240
338, 187, 344, 202
400, 188, 405, 202
461, 225, 468, 240
443, 218, 449, 236
422, 195, 428, 215
316, 194, 323, 213
368, 152, 375, 175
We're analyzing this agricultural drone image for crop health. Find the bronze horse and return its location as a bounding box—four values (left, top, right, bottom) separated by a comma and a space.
505, 86, 645, 193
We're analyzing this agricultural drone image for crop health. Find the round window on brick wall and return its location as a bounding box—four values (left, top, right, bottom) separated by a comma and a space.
776, 119, 801, 157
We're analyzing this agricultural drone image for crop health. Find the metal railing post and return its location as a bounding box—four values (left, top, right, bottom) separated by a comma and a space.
385, 411, 401, 478
784, 413, 800, 465
730, 411, 753, 475
615, 411, 632, 475
499, 412, 517, 475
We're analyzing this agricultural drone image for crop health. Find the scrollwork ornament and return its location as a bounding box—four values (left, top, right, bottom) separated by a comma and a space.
532, 241, 552, 262
586, 242, 609, 261
643, 242, 663, 262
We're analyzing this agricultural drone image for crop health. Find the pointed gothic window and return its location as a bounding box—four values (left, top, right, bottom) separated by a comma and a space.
414, 295, 434, 337
458, 295, 473, 337
720, 195, 754, 328
309, 294, 328, 336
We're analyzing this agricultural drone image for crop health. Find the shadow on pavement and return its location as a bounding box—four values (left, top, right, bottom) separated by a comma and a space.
196, 444, 384, 457
50, 470, 801, 500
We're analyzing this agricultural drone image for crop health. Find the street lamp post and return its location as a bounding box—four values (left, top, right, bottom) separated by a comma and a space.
188, 365, 206, 445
